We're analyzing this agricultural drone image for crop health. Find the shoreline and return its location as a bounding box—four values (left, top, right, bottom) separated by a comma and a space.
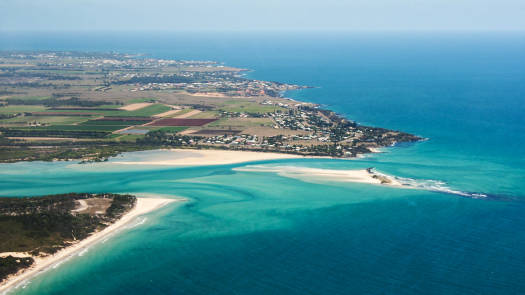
234, 166, 406, 188
112, 149, 309, 166
0, 197, 178, 294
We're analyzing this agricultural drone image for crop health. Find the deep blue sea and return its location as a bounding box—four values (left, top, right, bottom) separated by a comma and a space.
1, 32, 525, 294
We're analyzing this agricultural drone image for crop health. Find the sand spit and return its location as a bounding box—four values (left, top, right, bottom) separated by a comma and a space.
234, 165, 403, 187
114, 149, 303, 166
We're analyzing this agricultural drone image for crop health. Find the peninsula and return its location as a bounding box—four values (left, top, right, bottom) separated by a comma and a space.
0, 51, 422, 163
0, 193, 176, 292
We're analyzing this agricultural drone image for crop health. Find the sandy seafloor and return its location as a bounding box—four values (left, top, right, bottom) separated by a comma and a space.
2, 146, 525, 294
1, 31, 525, 294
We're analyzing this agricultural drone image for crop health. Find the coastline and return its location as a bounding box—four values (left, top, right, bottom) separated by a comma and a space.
113, 148, 412, 189
113, 149, 307, 166
0, 197, 178, 294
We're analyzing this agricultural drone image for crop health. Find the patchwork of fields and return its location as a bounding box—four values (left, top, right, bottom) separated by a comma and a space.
147, 118, 217, 127
0, 101, 218, 139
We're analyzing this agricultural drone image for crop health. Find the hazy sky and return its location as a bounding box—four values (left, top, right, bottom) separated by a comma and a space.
1, 0, 524, 31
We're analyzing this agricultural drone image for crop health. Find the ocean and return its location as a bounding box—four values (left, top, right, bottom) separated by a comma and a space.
1, 31, 525, 294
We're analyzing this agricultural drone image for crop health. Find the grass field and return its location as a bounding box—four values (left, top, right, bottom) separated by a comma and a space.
80, 120, 147, 126
115, 134, 146, 142
154, 126, 188, 133
171, 108, 193, 116
188, 111, 219, 119
0, 96, 51, 101
0, 105, 47, 114
41, 104, 170, 117
0, 115, 90, 125
17, 125, 125, 132
208, 117, 274, 128
219, 101, 284, 114
128, 98, 158, 103
148, 118, 217, 126
50, 104, 121, 110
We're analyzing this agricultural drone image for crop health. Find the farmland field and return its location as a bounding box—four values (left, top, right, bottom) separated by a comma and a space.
0, 115, 89, 125
17, 125, 124, 132
186, 111, 219, 119
153, 126, 188, 133
0, 96, 51, 101
219, 101, 284, 114
121, 104, 171, 116
116, 128, 150, 135
80, 120, 148, 126
128, 98, 157, 103
148, 118, 217, 126
39, 104, 171, 117
208, 117, 274, 128
91, 117, 152, 122
0, 105, 47, 114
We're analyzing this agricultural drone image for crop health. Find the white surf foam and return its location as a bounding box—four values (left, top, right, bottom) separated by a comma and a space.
236, 165, 488, 199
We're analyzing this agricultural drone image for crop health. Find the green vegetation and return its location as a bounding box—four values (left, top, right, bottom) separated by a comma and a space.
0, 115, 89, 125
113, 75, 192, 84
208, 117, 273, 128
0, 193, 136, 253
0, 256, 34, 282
186, 111, 219, 119
128, 98, 157, 103
5, 97, 117, 108
15, 125, 123, 132
0, 51, 423, 163
154, 126, 188, 133
1, 96, 51, 101
0, 105, 46, 114
219, 101, 284, 114
79, 120, 147, 127
40, 103, 170, 117
115, 134, 146, 142
0, 127, 110, 138
0, 140, 159, 162
0, 193, 136, 281
170, 108, 193, 116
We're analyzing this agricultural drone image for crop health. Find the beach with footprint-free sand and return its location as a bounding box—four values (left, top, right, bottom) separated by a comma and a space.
113, 149, 304, 166
112, 149, 403, 187
1, 148, 401, 294
0, 198, 179, 294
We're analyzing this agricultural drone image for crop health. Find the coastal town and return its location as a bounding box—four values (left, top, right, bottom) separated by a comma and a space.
0, 51, 422, 162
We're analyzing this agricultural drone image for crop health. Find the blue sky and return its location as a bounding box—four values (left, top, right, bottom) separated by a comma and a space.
1, 0, 524, 31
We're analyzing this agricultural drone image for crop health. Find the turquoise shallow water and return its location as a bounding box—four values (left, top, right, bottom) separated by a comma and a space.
1, 32, 525, 294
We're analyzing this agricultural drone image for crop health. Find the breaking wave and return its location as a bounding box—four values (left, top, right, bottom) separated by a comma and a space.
235, 165, 497, 200
384, 173, 489, 199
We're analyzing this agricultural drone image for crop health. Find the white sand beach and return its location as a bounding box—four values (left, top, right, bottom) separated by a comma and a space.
234, 166, 405, 187
114, 149, 303, 166
0, 198, 178, 293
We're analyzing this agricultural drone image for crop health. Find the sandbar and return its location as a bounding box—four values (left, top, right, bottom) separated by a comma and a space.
114, 149, 303, 166
234, 166, 404, 187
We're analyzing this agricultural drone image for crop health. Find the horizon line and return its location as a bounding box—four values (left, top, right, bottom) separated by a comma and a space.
1, 28, 525, 34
